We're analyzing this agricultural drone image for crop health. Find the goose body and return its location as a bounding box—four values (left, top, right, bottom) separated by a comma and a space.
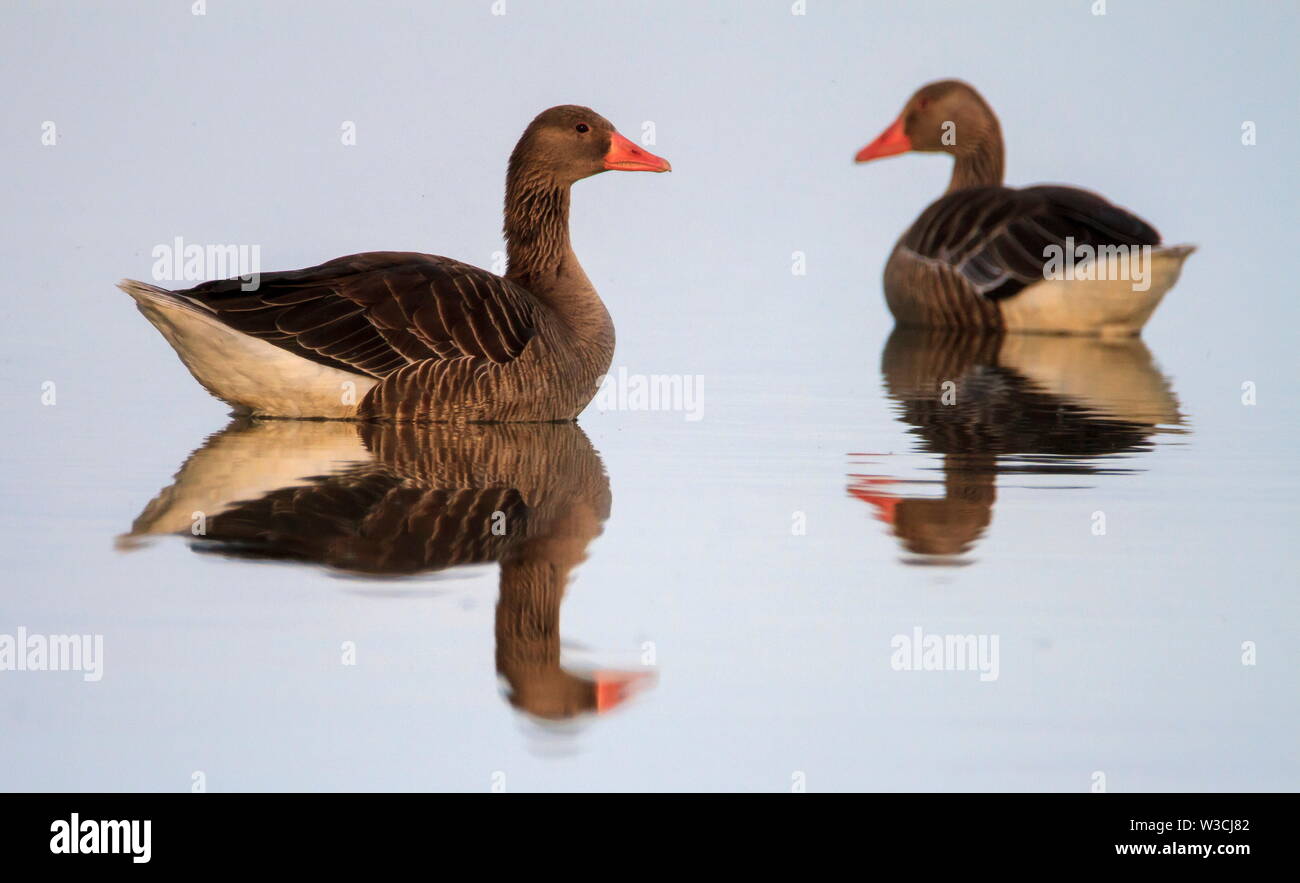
121, 106, 669, 421
858, 81, 1193, 335
120, 251, 607, 422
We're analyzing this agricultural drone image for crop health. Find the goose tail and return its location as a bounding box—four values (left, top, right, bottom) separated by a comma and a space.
117, 278, 376, 418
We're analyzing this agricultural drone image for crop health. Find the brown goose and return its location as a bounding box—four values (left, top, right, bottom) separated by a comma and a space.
855, 81, 1194, 335
119, 106, 670, 421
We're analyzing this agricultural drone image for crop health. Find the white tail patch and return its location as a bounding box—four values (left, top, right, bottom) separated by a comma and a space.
118, 279, 377, 417
1001, 245, 1196, 336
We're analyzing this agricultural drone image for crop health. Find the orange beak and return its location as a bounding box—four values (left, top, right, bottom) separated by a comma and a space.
594, 669, 656, 713
603, 131, 672, 172
855, 115, 911, 163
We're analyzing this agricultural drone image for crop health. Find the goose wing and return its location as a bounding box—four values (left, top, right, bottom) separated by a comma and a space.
173, 251, 539, 377
899, 185, 1161, 300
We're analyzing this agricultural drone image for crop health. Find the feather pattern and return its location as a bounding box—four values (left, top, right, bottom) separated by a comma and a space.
896, 185, 1161, 303
176, 252, 539, 378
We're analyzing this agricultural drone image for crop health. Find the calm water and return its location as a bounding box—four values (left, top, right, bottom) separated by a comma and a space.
4, 317, 1297, 791
3, 0, 1297, 792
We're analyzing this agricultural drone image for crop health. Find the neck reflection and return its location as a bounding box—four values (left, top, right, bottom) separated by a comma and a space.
122, 420, 653, 721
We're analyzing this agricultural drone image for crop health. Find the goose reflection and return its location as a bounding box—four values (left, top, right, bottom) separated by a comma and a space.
122, 420, 653, 720
850, 329, 1185, 563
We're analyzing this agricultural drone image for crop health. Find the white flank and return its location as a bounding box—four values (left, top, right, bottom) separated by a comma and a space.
1000, 245, 1196, 336
119, 279, 377, 417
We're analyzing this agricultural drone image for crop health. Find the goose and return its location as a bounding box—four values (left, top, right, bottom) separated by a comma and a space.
122, 419, 654, 719
855, 81, 1194, 335
119, 106, 670, 421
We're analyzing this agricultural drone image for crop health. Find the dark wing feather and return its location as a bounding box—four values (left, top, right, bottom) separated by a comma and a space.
900, 186, 1161, 300
176, 252, 538, 378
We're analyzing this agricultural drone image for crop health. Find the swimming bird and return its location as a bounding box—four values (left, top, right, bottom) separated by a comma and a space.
855, 81, 1193, 335
119, 106, 670, 421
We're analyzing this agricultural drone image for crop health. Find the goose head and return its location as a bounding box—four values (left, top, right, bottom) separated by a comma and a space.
855, 80, 998, 163
510, 105, 671, 185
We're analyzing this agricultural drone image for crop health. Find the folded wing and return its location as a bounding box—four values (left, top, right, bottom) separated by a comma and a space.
173, 252, 539, 378
900, 186, 1161, 301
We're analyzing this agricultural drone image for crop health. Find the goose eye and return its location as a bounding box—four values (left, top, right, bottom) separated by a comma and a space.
575, 123, 590, 133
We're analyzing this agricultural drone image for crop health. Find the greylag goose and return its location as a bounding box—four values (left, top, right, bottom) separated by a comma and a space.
849, 327, 1183, 561
122, 419, 653, 719
119, 106, 670, 421
855, 81, 1194, 335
